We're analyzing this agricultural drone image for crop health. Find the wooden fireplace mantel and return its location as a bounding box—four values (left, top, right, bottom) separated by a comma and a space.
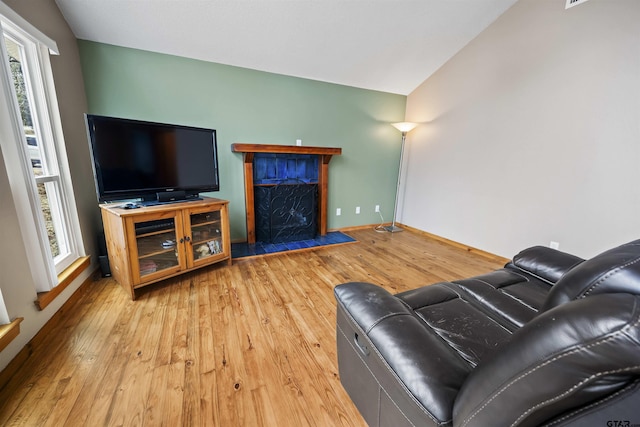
231, 143, 342, 157
231, 143, 342, 244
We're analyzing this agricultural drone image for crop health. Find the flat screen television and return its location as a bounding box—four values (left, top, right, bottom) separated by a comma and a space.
85, 114, 219, 203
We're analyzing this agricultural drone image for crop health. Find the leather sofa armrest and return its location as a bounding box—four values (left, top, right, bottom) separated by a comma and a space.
510, 246, 584, 284
334, 282, 412, 332
452, 294, 640, 427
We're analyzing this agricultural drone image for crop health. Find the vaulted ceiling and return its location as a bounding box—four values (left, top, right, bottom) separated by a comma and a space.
55, 0, 519, 95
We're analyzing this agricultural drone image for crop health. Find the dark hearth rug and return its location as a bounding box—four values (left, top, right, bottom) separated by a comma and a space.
231, 231, 356, 259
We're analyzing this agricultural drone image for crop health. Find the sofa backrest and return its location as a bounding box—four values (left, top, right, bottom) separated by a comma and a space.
542, 239, 640, 312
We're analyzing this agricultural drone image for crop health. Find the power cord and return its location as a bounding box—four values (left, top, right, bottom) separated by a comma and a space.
374, 210, 387, 233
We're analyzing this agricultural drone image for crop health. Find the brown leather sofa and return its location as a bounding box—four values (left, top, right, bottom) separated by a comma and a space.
335, 240, 640, 426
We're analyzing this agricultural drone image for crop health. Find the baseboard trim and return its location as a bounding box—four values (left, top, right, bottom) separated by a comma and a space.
329, 223, 391, 233
394, 224, 510, 264
0, 268, 97, 391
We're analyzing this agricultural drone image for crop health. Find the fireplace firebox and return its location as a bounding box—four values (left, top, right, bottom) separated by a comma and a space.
255, 183, 318, 243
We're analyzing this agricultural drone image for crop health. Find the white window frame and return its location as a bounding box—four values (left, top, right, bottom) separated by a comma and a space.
0, 288, 9, 324
0, 5, 84, 292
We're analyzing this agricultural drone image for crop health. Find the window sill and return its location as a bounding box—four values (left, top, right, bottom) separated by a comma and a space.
35, 256, 90, 311
0, 317, 24, 353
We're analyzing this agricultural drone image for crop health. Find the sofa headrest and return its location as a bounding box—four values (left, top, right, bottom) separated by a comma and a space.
542, 239, 640, 312
511, 245, 584, 284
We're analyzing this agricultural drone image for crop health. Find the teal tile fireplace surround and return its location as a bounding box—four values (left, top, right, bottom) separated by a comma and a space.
253, 153, 319, 185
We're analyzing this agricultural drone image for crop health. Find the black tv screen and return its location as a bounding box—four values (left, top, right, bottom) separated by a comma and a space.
85, 115, 219, 203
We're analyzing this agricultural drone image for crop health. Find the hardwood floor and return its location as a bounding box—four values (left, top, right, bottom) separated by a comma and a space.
0, 229, 505, 426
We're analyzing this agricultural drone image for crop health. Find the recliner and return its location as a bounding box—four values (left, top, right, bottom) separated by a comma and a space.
334, 240, 640, 426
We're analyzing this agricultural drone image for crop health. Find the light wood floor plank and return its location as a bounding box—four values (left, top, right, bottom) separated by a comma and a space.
0, 229, 505, 426
0, 281, 112, 426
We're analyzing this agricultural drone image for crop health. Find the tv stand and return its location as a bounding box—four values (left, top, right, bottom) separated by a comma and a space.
100, 197, 231, 299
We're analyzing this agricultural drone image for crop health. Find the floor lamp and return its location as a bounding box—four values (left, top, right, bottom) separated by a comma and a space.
384, 122, 418, 233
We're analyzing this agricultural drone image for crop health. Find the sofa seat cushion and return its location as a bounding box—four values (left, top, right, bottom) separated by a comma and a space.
450, 269, 550, 329
397, 283, 513, 366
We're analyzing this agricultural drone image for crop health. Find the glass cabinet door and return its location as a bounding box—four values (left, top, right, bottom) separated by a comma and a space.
134, 218, 180, 278
190, 210, 224, 262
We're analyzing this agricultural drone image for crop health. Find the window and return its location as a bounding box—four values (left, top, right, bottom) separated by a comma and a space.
0, 7, 84, 292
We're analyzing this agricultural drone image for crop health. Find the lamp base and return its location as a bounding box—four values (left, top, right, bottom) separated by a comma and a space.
383, 224, 404, 233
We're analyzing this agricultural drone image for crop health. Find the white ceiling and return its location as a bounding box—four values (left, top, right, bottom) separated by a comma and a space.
55, 0, 519, 95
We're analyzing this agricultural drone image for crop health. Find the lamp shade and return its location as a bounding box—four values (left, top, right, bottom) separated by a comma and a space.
391, 122, 418, 133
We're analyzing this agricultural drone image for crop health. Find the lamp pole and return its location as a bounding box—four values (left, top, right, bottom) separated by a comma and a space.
385, 122, 417, 233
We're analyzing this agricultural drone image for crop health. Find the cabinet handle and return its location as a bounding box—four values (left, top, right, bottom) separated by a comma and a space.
185, 236, 191, 242
179, 238, 184, 244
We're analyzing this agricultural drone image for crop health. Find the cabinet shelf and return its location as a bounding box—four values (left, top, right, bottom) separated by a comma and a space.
135, 228, 175, 238
192, 237, 222, 247
138, 248, 177, 260
191, 220, 220, 228
134, 220, 175, 236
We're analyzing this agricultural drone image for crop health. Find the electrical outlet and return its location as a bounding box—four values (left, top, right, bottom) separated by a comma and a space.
355, 206, 360, 214
550, 241, 560, 250
375, 205, 380, 213
336, 208, 341, 216
296, 139, 302, 146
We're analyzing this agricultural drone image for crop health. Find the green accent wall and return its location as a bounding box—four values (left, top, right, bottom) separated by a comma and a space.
78, 41, 406, 240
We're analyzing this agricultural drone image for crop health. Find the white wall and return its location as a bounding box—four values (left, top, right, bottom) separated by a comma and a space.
0, 0, 98, 372
402, 0, 640, 259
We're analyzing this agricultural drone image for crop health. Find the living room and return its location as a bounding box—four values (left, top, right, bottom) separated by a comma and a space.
0, 0, 638, 425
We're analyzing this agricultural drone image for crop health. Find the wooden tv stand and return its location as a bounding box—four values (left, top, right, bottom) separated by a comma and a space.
100, 197, 231, 300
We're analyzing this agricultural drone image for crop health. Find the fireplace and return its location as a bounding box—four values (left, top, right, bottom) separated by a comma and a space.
231, 144, 342, 244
